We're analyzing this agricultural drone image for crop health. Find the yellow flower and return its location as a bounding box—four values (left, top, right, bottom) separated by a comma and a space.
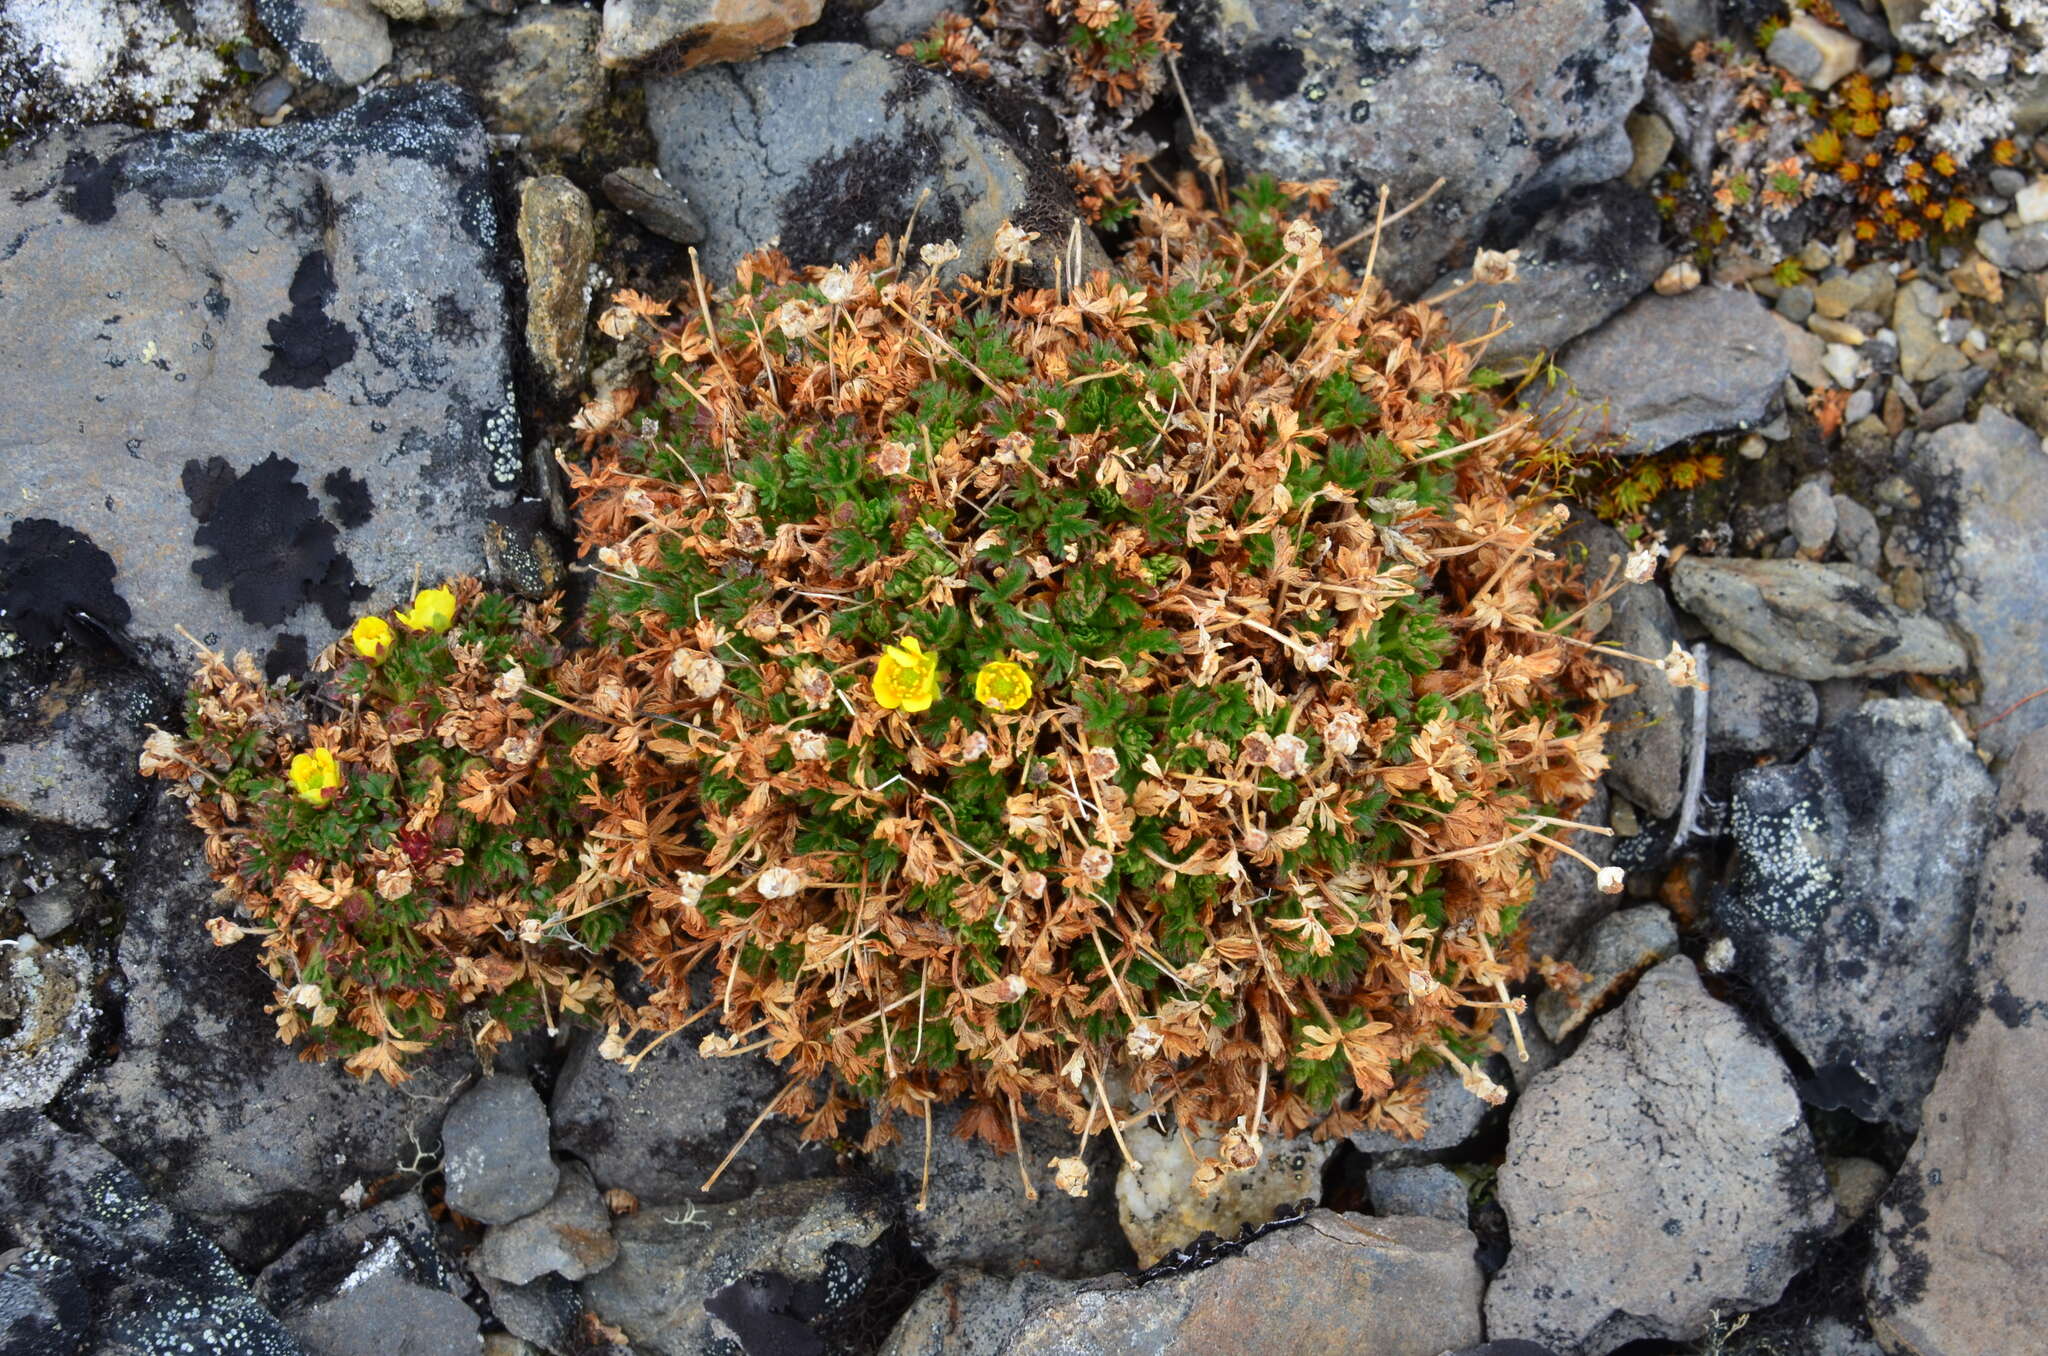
871, 636, 940, 712
975, 660, 1033, 711
350, 615, 394, 662
289, 748, 342, 807
394, 586, 457, 634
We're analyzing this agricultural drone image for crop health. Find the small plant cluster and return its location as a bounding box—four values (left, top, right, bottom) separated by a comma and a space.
559, 177, 1619, 1192
140, 581, 631, 1081
902, 1, 1181, 228
1656, 26, 2013, 263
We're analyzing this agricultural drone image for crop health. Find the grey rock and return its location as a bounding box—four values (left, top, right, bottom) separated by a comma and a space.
250, 74, 296, 119
864, 0, 950, 47
0, 1109, 303, 1355
258, 1193, 478, 1356
1789, 479, 1838, 554
478, 1161, 617, 1286
1638, 0, 1718, 45
255, 0, 391, 86
1434, 185, 1670, 362
1563, 518, 1690, 819
1766, 14, 1860, 90
1832, 495, 1882, 570
1487, 959, 1832, 1353
599, 0, 822, 69
0, 939, 95, 1112
873, 1100, 1128, 1277
1533, 905, 1681, 1042
1114, 1124, 1329, 1268
601, 167, 708, 246
0, 85, 516, 678
1891, 281, 1967, 385
1902, 408, 2048, 758
1777, 283, 1816, 324
1624, 112, 1675, 189
1519, 783, 1615, 962
482, 8, 607, 154
18, 884, 83, 940
550, 1020, 831, 1205
581, 1177, 896, 1356
1540, 287, 1790, 455
881, 1213, 1483, 1356
477, 1273, 584, 1356
64, 796, 473, 1264
1722, 699, 1993, 1128
1975, 218, 2048, 273
1367, 1165, 1469, 1225
287, 1241, 480, 1356
1705, 645, 1818, 759
1670, 556, 1967, 680
1866, 728, 2048, 1353
0, 667, 161, 832
1826, 1156, 1889, 1236
516, 177, 596, 398
443, 1076, 558, 1227
1349, 1058, 1506, 1161
1176, 0, 1648, 297
1915, 365, 1988, 432
646, 44, 1087, 284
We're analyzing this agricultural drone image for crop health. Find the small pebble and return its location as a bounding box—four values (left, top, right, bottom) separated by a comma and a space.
1788, 479, 1837, 554
2016, 179, 2048, 226
1822, 343, 1863, 387
1776, 285, 1815, 324
1843, 387, 1875, 426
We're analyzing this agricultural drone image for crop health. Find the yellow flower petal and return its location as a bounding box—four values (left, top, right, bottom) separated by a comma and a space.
975, 660, 1032, 711
872, 635, 941, 712
394, 586, 457, 634
350, 616, 394, 662
289, 748, 342, 807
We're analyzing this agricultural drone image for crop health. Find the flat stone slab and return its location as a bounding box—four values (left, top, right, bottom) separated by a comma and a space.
0, 83, 516, 676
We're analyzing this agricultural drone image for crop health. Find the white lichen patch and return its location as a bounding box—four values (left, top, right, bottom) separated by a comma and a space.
0, 937, 95, 1111
1, 0, 235, 127
1730, 791, 1840, 938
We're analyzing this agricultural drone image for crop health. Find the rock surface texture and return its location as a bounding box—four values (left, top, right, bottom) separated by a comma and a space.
1897, 408, 2048, 759
1487, 959, 1832, 1353
881, 1213, 1484, 1356
1721, 699, 1993, 1128
441, 1074, 559, 1227
62, 797, 472, 1263
599, 0, 822, 70
0, 84, 516, 678
645, 44, 1084, 282
1541, 287, 1791, 455
1867, 728, 2048, 1354
1176, 0, 1650, 296
1670, 557, 1968, 680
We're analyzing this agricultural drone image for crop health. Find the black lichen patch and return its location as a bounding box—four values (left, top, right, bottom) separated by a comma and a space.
264, 634, 309, 681
1239, 41, 1307, 101
704, 1270, 832, 1356
778, 134, 964, 270
321, 468, 374, 528
261, 251, 357, 390
183, 454, 364, 629
0, 518, 132, 649
60, 151, 119, 224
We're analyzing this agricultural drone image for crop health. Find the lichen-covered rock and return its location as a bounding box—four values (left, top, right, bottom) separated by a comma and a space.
1893, 408, 2048, 759
1115, 1125, 1329, 1268
1366, 1165, 1469, 1226
480, 8, 608, 154
62, 797, 474, 1264
255, 1192, 478, 1356
1670, 557, 1968, 681
0, 84, 516, 680
1721, 699, 1993, 1128
644, 44, 1091, 282
581, 1177, 899, 1356
1487, 959, 1832, 1353
0, 1110, 303, 1355
1175, 0, 1650, 297
516, 177, 596, 399
881, 1213, 1484, 1356
599, 0, 821, 70
1867, 727, 2048, 1354
1705, 644, 1819, 760
254, 0, 391, 87
0, 0, 233, 126
1540, 286, 1791, 456
0, 938, 95, 1112
0, 666, 163, 832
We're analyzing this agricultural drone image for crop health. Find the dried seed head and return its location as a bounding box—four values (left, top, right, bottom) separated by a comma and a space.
919, 239, 962, 269
1191, 1156, 1230, 1198
1079, 846, 1114, 881
757, 866, 803, 899
993, 221, 1038, 264
1471, 247, 1520, 286
1596, 865, 1626, 895
789, 729, 829, 761
494, 664, 528, 701
1127, 1021, 1164, 1060
1049, 1155, 1091, 1197
1219, 1124, 1263, 1171
874, 440, 915, 476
